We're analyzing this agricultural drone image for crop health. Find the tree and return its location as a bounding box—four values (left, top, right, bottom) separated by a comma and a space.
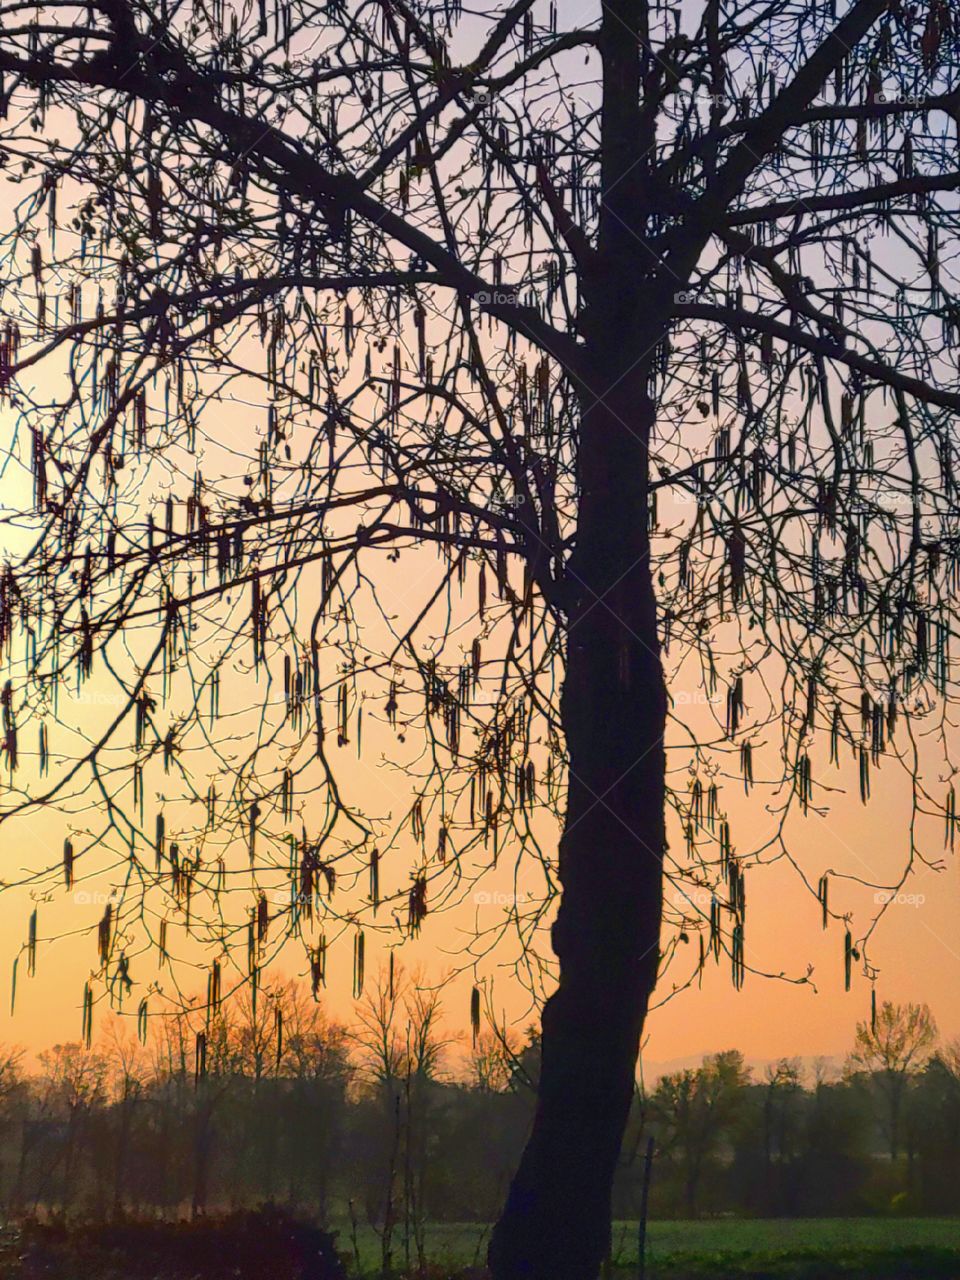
738, 1058, 806, 1215
651, 1050, 750, 1216
351, 964, 453, 1274
0, 1046, 26, 1213
259, 977, 352, 1215
101, 1018, 148, 1218
466, 1027, 517, 1095
849, 998, 938, 1159
1, 1, 960, 1275
912, 1041, 960, 1211
36, 1041, 108, 1213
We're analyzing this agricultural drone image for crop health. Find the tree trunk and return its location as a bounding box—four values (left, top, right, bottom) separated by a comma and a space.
488, 1, 668, 1266
685, 1159, 701, 1220
889, 1074, 903, 1162
489, 364, 666, 1279
113, 1097, 132, 1219
192, 1101, 213, 1219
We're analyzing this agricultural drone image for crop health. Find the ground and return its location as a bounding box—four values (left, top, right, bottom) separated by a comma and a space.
3, 1217, 960, 1278
337, 1218, 960, 1277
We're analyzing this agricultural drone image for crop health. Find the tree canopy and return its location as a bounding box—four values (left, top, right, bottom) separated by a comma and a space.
1, 1, 960, 1275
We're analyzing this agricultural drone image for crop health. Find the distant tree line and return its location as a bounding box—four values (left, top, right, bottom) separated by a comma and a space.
0, 987, 955, 1253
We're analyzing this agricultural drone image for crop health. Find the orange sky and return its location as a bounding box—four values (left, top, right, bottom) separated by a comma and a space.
2, 656, 958, 1073
1, 384, 959, 1072
1, 80, 958, 1080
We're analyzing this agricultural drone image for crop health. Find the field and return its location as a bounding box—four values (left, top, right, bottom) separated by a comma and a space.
335, 1218, 960, 1277
4, 1216, 960, 1278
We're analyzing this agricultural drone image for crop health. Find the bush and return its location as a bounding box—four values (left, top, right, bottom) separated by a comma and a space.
18, 1207, 347, 1280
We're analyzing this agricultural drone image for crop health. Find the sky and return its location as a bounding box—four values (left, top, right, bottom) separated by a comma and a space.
1, 629, 958, 1072
1, 0, 959, 1078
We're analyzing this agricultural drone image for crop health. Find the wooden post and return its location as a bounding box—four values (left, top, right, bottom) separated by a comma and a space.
637, 1136, 655, 1280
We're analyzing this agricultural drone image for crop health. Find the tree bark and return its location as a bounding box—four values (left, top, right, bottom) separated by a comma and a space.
489, 357, 666, 1279
488, 3, 667, 1270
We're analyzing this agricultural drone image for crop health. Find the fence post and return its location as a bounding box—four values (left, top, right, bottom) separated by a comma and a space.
637, 1136, 655, 1280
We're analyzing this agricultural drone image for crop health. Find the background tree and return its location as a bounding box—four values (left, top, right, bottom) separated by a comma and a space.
2, 989, 960, 1229
36, 1042, 109, 1215
350, 964, 452, 1274
848, 998, 938, 1159
731, 1058, 806, 1216
650, 1050, 750, 1217
1, 1, 960, 1275
0, 1047, 27, 1214
102, 1020, 148, 1219
912, 1039, 960, 1211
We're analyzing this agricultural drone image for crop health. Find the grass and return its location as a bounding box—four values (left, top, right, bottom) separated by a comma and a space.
620, 1217, 960, 1277
3, 1215, 960, 1278
333, 1217, 960, 1278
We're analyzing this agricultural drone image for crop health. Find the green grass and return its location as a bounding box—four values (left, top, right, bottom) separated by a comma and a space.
333, 1218, 960, 1278
4, 1216, 959, 1278
616, 1217, 960, 1277
333, 1219, 491, 1273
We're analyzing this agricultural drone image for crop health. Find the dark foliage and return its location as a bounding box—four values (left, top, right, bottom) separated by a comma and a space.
17, 1208, 346, 1280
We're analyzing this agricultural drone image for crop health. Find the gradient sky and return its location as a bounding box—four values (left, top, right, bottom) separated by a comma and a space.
1, 4, 958, 1076
2, 665, 957, 1072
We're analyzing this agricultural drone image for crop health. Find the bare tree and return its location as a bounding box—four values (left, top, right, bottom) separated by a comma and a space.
466, 1027, 519, 1094
273, 979, 352, 1216
351, 963, 453, 1274
849, 998, 937, 1159
0, 1046, 26, 1213
1, 1, 960, 1274
101, 1017, 148, 1218
36, 1041, 108, 1214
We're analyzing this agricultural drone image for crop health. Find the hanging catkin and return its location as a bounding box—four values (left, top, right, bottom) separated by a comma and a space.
369, 847, 380, 912
408, 874, 427, 936
311, 938, 326, 996
82, 983, 94, 1048
353, 930, 365, 998
470, 986, 481, 1045
27, 910, 37, 976
817, 875, 829, 929
946, 785, 956, 851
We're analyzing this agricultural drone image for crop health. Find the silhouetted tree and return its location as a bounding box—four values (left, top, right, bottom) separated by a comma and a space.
2, 2, 960, 1275
36, 1042, 108, 1214
651, 1050, 750, 1216
848, 999, 937, 1159
0, 1047, 27, 1214
350, 964, 452, 1274
102, 1020, 148, 1219
912, 1044, 960, 1211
